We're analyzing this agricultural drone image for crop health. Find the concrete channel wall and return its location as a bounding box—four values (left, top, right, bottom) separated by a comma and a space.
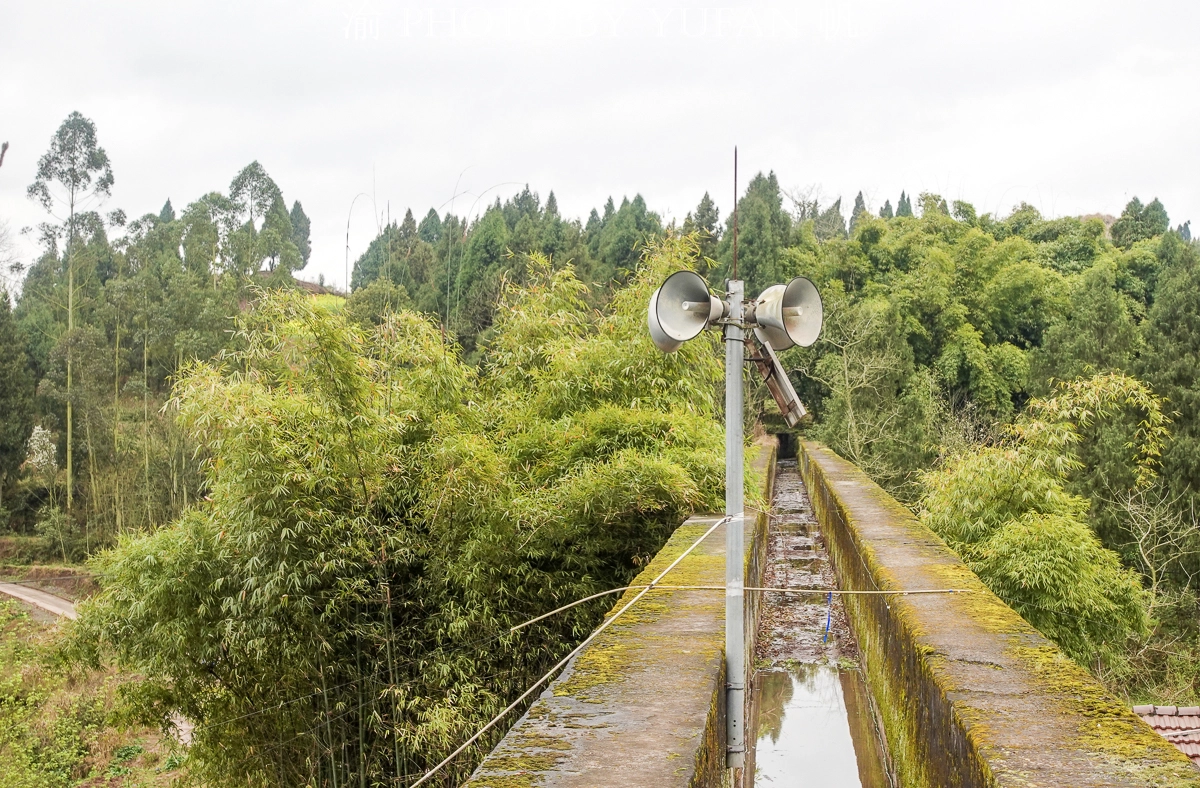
799, 441, 1200, 788
466, 437, 776, 788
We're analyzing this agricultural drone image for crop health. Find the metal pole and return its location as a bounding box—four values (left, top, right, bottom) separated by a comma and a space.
345, 192, 370, 294
724, 278, 746, 769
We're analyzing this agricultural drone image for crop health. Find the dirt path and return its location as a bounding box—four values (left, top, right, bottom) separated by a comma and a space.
0, 582, 78, 619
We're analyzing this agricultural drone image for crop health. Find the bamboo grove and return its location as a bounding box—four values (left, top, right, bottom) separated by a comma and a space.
66, 244, 726, 786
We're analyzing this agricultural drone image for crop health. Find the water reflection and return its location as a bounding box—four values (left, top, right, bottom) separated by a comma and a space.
749, 665, 888, 787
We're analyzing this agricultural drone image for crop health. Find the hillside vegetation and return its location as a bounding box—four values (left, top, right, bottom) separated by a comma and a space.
3, 111, 1200, 785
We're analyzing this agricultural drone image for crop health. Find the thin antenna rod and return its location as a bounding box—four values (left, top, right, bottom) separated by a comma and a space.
732, 147, 739, 281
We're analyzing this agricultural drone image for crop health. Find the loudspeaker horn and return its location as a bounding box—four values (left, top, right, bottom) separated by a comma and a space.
753, 276, 823, 351
647, 270, 723, 353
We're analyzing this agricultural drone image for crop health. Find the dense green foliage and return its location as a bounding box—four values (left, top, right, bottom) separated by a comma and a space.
747, 187, 1200, 700
5, 113, 316, 551
72, 242, 724, 786
0, 600, 178, 786
0, 290, 35, 513
921, 374, 1169, 663
349, 188, 663, 356
8, 110, 1200, 785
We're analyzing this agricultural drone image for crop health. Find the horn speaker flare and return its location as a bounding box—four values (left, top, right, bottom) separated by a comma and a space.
647, 270, 721, 352
753, 276, 823, 351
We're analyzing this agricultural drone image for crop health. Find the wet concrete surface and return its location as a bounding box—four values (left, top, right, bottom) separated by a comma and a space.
749, 459, 889, 787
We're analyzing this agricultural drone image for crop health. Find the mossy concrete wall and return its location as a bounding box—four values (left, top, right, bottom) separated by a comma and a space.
466, 438, 776, 788
799, 441, 1200, 787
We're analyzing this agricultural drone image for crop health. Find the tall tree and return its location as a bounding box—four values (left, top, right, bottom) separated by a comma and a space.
590, 195, 662, 286
1140, 237, 1200, 508
0, 289, 35, 511
814, 197, 847, 241
849, 191, 868, 234
228, 161, 282, 274
717, 173, 789, 293
1030, 260, 1139, 392
879, 200, 894, 219
26, 111, 114, 512
229, 161, 280, 231
260, 195, 302, 273
682, 192, 720, 263
417, 208, 442, 244
896, 191, 913, 217
1111, 197, 1170, 249
289, 201, 311, 265
159, 199, 175, 223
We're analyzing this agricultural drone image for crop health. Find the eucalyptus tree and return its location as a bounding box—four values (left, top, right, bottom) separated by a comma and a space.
26, 111, 115, 512
181, 192, 238, 278
228, 161, 283, 275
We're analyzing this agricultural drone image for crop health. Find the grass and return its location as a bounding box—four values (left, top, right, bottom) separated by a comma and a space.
309, 292, 346, 313
0, 600, 180, 787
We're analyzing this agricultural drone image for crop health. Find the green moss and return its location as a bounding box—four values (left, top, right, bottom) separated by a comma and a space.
484, 753, 563, 772
470, 775, 540, 788
468, 730, 575, 787
1012, 642, 1199, 783
512, 733, 572, 751
555, 639, 640, 700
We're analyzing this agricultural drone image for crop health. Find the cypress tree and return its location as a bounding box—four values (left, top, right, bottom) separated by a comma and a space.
0, 289, 35, 510
1141, 238, 1200, 506
880, 200, 894, 219
417, 208, 442, 244
290, 200, 312, 265
897, 191, 913, 217
1111, 197, 1170, 249
849, 191, 868, 233
682, 192, 720, 262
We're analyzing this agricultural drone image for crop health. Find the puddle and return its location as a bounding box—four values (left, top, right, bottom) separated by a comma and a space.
749, 665, 889, 787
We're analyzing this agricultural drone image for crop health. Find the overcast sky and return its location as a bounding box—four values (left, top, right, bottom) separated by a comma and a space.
2, 0, 1197, 291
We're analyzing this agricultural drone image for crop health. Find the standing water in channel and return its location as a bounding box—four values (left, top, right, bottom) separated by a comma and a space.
748, 458, 890, 787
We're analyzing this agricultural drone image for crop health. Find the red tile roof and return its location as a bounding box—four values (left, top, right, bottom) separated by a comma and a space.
1134, 705, 1200, 766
